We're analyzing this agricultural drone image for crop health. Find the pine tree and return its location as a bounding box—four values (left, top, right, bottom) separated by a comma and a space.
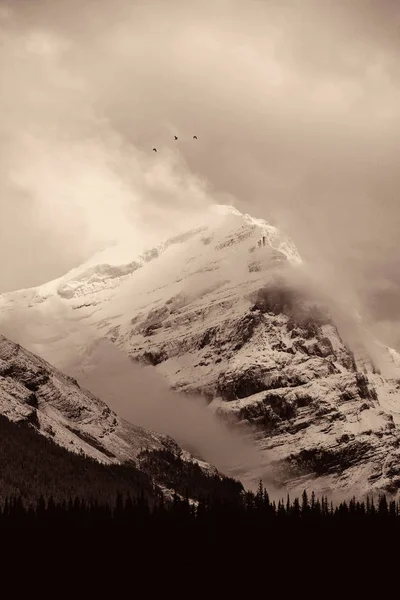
292, 497, 301, 519
378, 494, 388, 519
255, 480, 264, 510
301, 490, 309, 517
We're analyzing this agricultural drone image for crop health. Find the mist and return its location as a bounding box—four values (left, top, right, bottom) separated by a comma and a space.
0, 295, 275, 491
1, 0, 400, 348
64, 338, 272, 490
271, 263, 400, 378
2, 0, 400, 497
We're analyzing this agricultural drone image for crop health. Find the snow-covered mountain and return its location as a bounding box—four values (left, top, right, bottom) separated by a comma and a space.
0, 333, 236, 500
2, 204, 400, 498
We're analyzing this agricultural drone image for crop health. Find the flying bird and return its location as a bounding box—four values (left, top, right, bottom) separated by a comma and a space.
174, 136, 178, 140
152, 148, 157, 152
193, 135, 197, 139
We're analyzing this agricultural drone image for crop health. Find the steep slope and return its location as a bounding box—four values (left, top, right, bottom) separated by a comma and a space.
1, 204, 400, 498
0, 334, 242, 501
0, 412, 159, 505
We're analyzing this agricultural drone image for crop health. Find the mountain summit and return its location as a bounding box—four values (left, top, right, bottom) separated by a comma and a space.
1, 204, 400, 497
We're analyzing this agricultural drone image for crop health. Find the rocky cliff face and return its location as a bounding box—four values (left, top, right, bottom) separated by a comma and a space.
1, 204, 400, 498
120, 272, 400, 498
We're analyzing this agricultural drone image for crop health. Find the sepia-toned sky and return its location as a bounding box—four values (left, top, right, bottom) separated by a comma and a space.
1, 0, 400, 346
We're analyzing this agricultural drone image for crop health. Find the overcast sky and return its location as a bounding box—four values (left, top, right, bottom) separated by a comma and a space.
1, 0, 400, 345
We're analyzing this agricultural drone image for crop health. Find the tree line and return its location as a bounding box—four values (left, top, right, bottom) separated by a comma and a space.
1, 481, 399, 533
0, 413, 241, 506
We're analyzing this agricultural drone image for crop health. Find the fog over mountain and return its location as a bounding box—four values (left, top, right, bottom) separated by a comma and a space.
1, 0, 400, 350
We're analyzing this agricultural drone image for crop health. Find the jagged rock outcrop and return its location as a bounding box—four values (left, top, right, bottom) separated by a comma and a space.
1, 204, 400, 498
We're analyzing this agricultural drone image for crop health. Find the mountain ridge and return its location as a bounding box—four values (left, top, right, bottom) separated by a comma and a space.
0, 333, 245, 502
1, 204, 400, 498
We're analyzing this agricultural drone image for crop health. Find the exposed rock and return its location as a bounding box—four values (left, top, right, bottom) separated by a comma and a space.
2, 205, 400, 498
0, 334, 226, 498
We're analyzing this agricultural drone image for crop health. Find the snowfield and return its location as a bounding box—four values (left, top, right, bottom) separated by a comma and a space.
1, 204, 400, 498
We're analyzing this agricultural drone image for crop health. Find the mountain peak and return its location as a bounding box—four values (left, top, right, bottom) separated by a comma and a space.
209, 203, 243, 217
12, 203, 400, 497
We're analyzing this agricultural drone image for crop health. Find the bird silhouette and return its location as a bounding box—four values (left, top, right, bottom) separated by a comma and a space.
193, 135, 197, 139
174, 135, 178, 140
152, 148, 157, 152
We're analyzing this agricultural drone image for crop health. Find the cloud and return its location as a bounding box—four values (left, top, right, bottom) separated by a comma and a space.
0, 295, 272, 490
1, 0, 400, 346
65, 337, 271, 490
